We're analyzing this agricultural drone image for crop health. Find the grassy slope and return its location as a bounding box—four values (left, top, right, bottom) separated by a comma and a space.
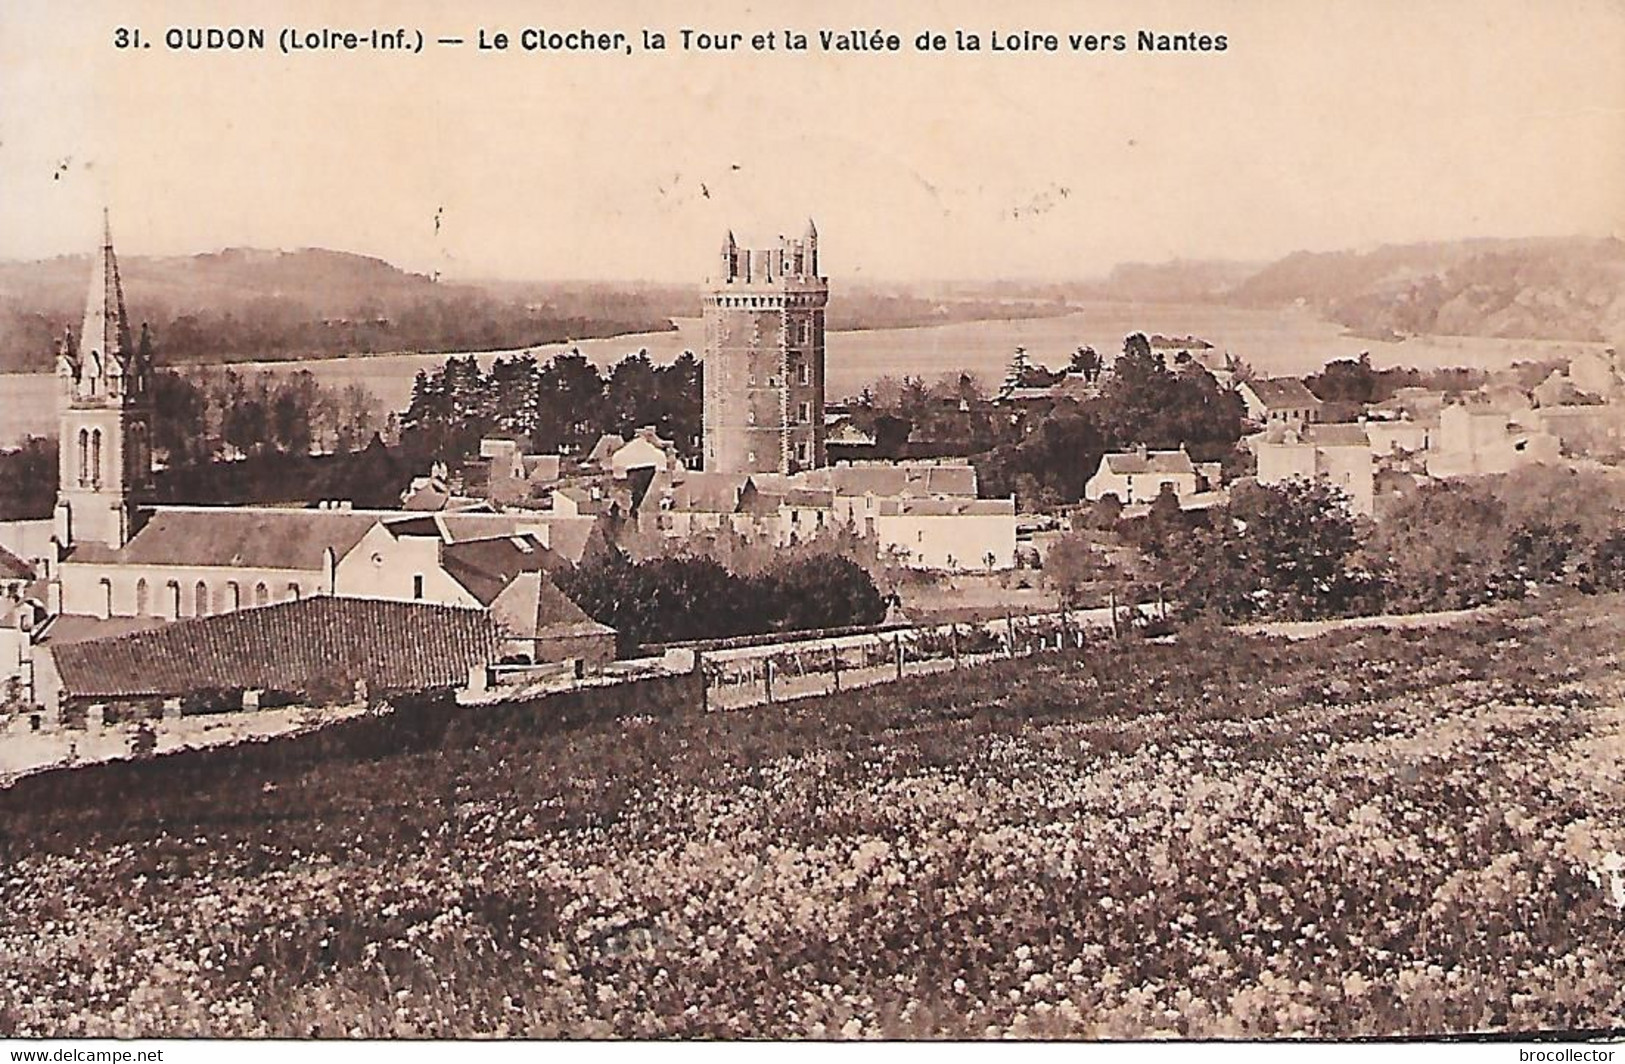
2, 595, 1624, 1038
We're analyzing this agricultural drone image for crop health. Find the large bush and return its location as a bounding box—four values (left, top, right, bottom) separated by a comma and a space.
559, 549, 886, 652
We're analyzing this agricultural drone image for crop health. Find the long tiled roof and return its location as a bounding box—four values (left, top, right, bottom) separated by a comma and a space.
69, 508, 378, 571
1244, 378, 1323, 409
1101, 450, 1197, 476
50, 597, 499, 700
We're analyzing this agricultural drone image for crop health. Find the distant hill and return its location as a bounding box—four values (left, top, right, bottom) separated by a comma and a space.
0, 249, 1079, 373
0, 249, 693, 373
1084, 236, 1625, 344
1087, 259, 1264, 304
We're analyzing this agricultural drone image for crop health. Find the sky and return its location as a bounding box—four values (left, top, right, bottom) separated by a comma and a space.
1, 0, 1622, 282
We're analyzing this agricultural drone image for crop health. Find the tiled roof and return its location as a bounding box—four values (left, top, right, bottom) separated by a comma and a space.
1101, 450, 1197, 476
1304, 423, 1372, 448
880, 497, 1016, 517
41, 614, 167, 646
441, 534, 561, 606
490, 570, 615, 644
1244, 378, 1324, 410
70, 508, 378, 571
0, 544, 31, 581
670, 472, 750, 513
542, 518, 598, 565
50, 597, 499, 700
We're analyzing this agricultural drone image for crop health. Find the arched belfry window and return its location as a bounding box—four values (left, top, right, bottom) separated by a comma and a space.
195, 581, 209, 617
77, 429, 90, 486
89, 429, 103, 486
254, 582, 270, 607
135, 578, 149, 615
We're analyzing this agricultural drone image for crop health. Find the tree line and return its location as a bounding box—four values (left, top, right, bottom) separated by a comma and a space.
400, 350, 702, 463
1048, 466, 1625, 623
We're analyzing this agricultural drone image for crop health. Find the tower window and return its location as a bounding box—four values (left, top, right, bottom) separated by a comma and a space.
413, 574, 425, 600
798, 402, 812, 424
77, 429, 90, 486
799, 363, 811, 386
135, 578, 149, 616
254, 582, 270, 607
89, 429, 103, 487
195, 581, 209, 617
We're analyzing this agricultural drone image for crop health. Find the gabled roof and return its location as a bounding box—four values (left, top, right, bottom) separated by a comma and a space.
1304, 423, 1372, 448
441, 534, 562, 606
0, 544, 32, 582
490, 570, 615, 644
1242, 378, 1324, 410
880, 497, 1016, 517
39, 614, 166, 645
67, 508, 378, 571
1101, 450, 1197, 476
587, 434, 626, 463
669, 472, 751, 513
49, 597, 500, 699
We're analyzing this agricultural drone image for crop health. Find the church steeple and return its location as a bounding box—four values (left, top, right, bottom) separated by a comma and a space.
54, 212, 153, 553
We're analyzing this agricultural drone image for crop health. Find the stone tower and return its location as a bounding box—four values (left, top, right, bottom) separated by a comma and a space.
53, 212, 153, 551
702, 220, 827, 474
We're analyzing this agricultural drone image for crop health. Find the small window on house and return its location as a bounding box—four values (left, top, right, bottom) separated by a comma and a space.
226, 581, 241, 611
798, 402, 811, 424
287, 582, 301, 601
135, 578, 149, 616
413, 575, 425, 600
799, 363, 811, 386
254, 582, 270, 607
195, 582, 209, 616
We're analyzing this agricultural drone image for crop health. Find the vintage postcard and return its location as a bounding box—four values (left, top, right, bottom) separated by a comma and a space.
1, 0, 1623, 1049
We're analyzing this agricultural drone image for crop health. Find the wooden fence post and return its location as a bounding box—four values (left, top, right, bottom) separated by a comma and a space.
950, 625, 960, 669
1005, 611, 1017, 657
894, 633, 904, 680
830, 644, 842, 693
695, 650, 708, 713
1109, 591, 1121, 639
764, 658, 774, 704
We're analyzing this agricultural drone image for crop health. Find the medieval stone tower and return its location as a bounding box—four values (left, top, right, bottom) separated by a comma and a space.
702, 220, 827, 475
53, 212, 153, 551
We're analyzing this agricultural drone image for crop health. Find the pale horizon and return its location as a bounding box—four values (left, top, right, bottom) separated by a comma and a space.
2, 0, 1622, 283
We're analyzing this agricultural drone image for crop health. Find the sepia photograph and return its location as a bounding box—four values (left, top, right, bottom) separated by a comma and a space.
1, 0, 1623, 1049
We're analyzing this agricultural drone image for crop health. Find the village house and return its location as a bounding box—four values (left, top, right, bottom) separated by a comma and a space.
1253, 423, 1377, 516
1084, 447, 1200, 506
607, 427, 680, 480
641, 459, 1017, 570
1567, 347, 1623, 401
1426, 402, 1562, 478
1362, 418, 1432, 456
1239, 378, 1324, 428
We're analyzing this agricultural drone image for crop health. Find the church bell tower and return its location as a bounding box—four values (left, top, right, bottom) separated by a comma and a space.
53, 211, 153, 551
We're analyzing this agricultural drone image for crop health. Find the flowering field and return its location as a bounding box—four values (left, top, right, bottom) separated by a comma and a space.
3, 593, 1624, 1038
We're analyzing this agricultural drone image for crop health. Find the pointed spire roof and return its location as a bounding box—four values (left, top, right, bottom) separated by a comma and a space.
79, 208, 133, 375
804, 217, 818, 240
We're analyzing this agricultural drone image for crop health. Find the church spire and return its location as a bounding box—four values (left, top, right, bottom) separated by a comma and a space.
80, 208, 133, 385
